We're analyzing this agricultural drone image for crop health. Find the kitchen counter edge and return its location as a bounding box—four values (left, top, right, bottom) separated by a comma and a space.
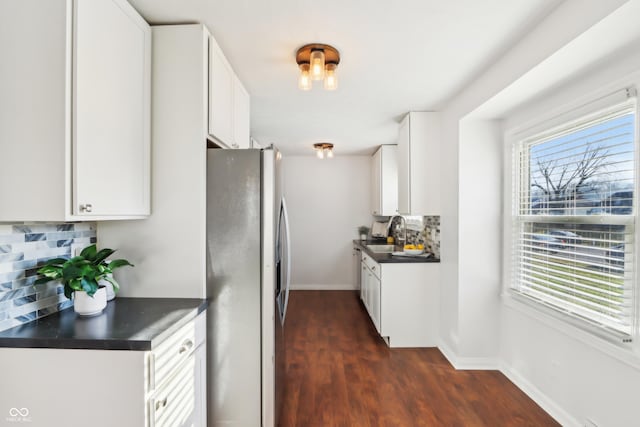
0, 298, 208, 351
353, 240, 440, 263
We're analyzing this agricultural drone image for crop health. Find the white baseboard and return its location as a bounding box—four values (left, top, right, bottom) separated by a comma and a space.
289, 283, 358, 291
499, 363, 580, 427
438, 343, 571, 425
437, 341, 500, 370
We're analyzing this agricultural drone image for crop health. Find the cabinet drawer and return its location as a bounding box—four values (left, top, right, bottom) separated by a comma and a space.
148, 353, 197, 427
362, 254, 380, 279
150, 313, 205, 391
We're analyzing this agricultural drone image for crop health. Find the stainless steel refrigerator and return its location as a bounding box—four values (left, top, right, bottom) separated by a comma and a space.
206, 147, 291, 427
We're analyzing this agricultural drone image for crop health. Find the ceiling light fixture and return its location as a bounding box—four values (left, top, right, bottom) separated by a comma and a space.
296, 44, 340, 91
313, 142, 334, 159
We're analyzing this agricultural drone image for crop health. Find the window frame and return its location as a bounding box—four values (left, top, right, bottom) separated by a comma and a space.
503, 87, 640, 353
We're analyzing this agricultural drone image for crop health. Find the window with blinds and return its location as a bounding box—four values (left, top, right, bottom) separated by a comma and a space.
512, 94, 637, 337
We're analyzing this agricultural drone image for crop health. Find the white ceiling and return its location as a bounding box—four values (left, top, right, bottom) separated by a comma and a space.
129, 0, 561, 155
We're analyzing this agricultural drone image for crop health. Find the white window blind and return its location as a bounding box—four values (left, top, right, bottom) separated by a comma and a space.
512, 93, 637, 337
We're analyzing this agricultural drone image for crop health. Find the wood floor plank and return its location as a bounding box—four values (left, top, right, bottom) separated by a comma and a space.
279, 290, 559, 427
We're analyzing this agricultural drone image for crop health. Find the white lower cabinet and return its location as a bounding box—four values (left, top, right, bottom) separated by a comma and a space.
361, 252, 381, 334
0, 313, 206, 427
361, 251, 440, 347
148, 313, 207, 427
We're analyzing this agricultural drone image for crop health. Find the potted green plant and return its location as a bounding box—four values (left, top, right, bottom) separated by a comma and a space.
36, 244, 134, 316
358, 225, 370, 241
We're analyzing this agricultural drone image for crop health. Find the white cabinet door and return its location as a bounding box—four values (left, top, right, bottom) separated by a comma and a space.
360, 263, 367, 304
371, 274, 381, 333
0, 0, 69, 222
372, 148, 382, 215
397, 112, 441, 215
381, 145, 398, 216
360, 252, 367, 302
73, 0, 150, 217
379, 145, 398, 216
209, 39, 234, 146
365, 268, 373, 317
397, 118, 411, 215
233, 76, 251, 148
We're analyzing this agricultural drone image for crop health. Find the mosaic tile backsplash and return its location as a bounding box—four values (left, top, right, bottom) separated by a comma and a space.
0, 223, 97, 332
389, 215, 440, 259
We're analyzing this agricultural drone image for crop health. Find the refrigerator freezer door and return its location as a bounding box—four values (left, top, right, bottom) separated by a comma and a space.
206, 149, 263, 427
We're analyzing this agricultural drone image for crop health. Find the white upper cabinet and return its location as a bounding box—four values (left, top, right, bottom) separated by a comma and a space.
397, 112, 441, 215
372, 145, 398, 216
209, 37, 251, 148
0, 0, 151, 221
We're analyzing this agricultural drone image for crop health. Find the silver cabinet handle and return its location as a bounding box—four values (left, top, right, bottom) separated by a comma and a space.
155, 397, 168, 411
178, 339, 194, 354
79, 204, 93, 213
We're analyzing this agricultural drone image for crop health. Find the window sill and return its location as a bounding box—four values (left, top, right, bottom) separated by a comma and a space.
502, 291, 640, 371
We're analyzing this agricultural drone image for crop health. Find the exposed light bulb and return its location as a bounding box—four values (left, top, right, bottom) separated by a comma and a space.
326, 148, 334, 158
316, 148, 324, 159
309, 49, 325, 81
323, 63, 338, 90
298, 63, 311, 91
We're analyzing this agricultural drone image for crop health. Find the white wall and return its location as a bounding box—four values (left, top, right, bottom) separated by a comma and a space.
498, 46, 640, 427
436, 0, 640, 425
457, 119, 502, 363
282, 155, 371, 289
438, 0, 629, 363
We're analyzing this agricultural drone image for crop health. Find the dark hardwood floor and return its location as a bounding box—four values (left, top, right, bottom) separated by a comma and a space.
279, 290, 559, 427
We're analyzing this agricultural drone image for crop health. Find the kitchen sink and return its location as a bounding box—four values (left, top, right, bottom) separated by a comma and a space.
366, 244, 396, 253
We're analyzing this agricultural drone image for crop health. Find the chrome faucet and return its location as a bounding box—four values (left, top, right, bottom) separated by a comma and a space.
387, 215, 407, 246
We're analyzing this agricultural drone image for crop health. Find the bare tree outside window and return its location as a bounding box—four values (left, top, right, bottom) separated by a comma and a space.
528, 114, 635, 215
531, 144, 609, 214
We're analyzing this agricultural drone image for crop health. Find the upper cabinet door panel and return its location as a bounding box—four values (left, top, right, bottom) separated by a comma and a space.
397, 118, 411, 215
380, 145, 398, 216
371, 148, 382, 215
0, 0, 69, 221
209, 41, 234, 146
233, 76, 251, 149
397, 112, 440, 216
73, 0, 151, 216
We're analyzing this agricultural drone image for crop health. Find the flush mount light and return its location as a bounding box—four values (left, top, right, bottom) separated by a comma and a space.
296, 44, 340, 91
313, 142, 334, 159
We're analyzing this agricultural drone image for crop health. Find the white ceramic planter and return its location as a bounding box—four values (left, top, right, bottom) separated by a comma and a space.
73, 287, 107, 316
100, 277, 116, 301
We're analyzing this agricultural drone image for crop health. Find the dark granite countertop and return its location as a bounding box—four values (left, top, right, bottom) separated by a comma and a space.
0, 298, 208, 351
353, 240, 440, 264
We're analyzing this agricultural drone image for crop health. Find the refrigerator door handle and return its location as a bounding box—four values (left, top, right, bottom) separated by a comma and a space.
281, 197, 292, 324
